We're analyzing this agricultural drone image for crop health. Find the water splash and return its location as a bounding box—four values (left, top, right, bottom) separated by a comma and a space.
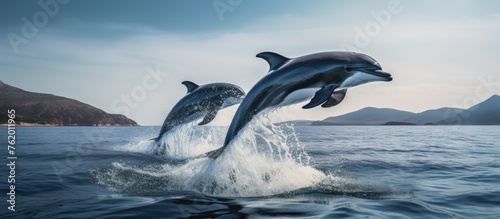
150, 121, 225, 159
91, 112, 326, 197
109, 121, 223, 160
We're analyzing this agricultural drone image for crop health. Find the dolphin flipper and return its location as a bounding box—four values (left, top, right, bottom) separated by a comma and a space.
302, 84, 338, 109
198, 110, 218, 125
182, 81, 199, 93
321, 89, 347, 108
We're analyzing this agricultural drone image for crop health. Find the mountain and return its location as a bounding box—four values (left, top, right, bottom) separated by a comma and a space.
0, 81, 138, 126
437, 95, 500, 125
314, 95, 499, 125
403, 107, 464, 124
320, 107, 415, 125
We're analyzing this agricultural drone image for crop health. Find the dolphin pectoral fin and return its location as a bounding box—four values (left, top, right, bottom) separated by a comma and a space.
198, 111, 218, 125
256, 51, 290, 71
182, 81, 199, 93
321, 89, 347, 108
302, 84, 338, 109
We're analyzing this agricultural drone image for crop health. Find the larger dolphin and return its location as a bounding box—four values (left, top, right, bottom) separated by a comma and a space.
156, 81, 245, 140
204, 51, 393, 158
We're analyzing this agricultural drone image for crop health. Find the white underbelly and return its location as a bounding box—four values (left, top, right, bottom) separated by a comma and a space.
339, 72, 383, 89
182, 111, 206, 124
279, 88, 318, 106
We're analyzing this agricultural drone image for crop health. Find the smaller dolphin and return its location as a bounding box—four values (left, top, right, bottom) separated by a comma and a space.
155, 81, 245, 140
203, 51, 393, 158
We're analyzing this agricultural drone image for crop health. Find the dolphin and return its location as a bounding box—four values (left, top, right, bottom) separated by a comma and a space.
203, 51, 393, 158
155, 81, 245, 140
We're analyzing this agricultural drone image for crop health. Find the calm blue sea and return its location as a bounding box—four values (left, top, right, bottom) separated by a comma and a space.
1, 125, 499, 218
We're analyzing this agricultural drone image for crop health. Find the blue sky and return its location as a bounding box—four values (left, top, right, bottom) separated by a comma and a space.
1, 0, 500, 125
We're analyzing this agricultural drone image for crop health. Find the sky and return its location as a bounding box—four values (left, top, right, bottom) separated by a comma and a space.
1, 0, 499, 125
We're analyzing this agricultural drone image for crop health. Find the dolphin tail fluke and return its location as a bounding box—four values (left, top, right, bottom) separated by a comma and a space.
302, 84, 338, 109
198, 110, 218, 125
321, 89, 347, 108
197, 146, 225, 159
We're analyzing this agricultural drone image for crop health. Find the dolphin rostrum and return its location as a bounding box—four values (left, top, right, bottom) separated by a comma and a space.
203, 51, 393, 158
156, 81, 245, 140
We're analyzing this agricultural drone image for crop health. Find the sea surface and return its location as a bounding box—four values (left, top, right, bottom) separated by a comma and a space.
1, 124, 499, 218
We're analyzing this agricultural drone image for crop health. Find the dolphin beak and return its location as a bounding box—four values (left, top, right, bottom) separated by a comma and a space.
356, 68, 392, 81
373, 70, 392, 81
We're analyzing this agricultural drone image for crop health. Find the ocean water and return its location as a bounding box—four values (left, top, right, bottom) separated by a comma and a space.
1, 123, 499, 218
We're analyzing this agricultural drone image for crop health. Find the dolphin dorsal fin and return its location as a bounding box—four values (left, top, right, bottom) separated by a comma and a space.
182, 81, 199, 93
256, 52, 289, 71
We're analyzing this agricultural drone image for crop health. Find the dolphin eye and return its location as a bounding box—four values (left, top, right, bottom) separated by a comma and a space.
345, 66, 354, 72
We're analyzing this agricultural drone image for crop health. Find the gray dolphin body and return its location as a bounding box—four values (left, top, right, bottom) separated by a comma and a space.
204, 51, 393, 158
156, 81, 245, 139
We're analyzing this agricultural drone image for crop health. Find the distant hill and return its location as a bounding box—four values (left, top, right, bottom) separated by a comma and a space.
313, 95, 500, 125
437, 95, 500, 125
319, 107, 415, 125
0, 81, 138, 126
383, 121, 417, 125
